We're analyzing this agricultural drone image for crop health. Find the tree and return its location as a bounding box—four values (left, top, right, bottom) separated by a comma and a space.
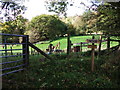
0, 15, 28, 42
13, 15, 28, 34
0, 0, 27, 22
45, 0, 73, 17
0, 15, 28, 34
81, 10, 99, 34
97, 2, 120, 34
66, 23, 76, 36
26, 14, 67, 43
81, 1, 120, 34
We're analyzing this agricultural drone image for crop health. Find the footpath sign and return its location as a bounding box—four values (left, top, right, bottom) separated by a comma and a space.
87, 45, 97, 49
86, 39, 100, 43
86, 36, 98, 72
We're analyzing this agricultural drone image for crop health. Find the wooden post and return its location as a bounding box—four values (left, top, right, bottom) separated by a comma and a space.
31, 47, 32, 55
67, 33, 71, 55
98, 35, 102, 57
119, 41, 120, 46
58, 42, 60, 50
22, 35, 29, 67
80, 42, 82, 52
4, 37, 7, 59
70, 40, 72, 52
5, 44, 7, 55
107, 36, 110, 50
98, 35, 102, 52
26, 35, 29, 65
91, 36, 95, 72
10, 46, 13, 55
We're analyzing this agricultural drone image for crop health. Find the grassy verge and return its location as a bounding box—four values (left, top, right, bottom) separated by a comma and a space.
2, 52, 120, 88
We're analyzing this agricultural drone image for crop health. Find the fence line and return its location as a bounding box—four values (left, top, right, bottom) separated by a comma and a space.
71, 35, 120, 52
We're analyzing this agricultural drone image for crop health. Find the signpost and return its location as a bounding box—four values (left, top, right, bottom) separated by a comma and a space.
87, 36, 97, 72
87, 45, 97, 49
86, 39, 100, 43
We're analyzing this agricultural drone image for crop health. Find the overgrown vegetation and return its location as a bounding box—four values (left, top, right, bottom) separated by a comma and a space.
2, 51, 120, 88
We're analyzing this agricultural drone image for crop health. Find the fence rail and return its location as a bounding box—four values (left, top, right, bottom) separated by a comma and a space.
0, 49, 24, 51
0, 59, 25, 65
0, 33, 29, 77
72, 35, 120, 52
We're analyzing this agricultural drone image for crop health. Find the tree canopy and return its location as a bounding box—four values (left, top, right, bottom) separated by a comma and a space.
26, 14, 67, 43
45, 0, 120, 35
97, 2, 120, 34
0, 15, 28, 34
0, 0, 27, 22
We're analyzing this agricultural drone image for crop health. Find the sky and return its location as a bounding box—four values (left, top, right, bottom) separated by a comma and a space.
22, 0, 94, 20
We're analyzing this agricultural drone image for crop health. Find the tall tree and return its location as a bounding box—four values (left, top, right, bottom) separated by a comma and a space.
97, 2, 120, 34
81, 10, 99, 34
26, 14, 67, 43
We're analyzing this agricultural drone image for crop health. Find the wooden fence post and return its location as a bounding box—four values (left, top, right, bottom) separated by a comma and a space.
4, 37, 7, 59
98, 35, 102, 57
98, 35, 102, 52
91, 36, 95, 72
119, 41, 120, 46
67, 33, 71, 55
10, 46, 13, 55
107, 36, 110, 50
22, 35, 29, 67
80, 42, 82, 52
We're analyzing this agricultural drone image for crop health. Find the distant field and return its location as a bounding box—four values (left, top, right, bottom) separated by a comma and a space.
0, 35, 119, 54
35, 35, 119, 51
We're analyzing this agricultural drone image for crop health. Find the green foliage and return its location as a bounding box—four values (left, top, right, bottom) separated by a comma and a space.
0, 15, 28, 43
63, 15, 87, 35
72, 16, 84, 34
2, 53, 120, 88
81, 10, 99, 34
27, 14, 67, 43
66, 23, 76, 35
0, 0, 27, 21
97, 2, 120, 34
101, 50, 120, 74
0, 15, 28, 34
45, 0, 71, 17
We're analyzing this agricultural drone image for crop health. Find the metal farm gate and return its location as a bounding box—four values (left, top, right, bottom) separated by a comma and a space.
0, 33, 29, 76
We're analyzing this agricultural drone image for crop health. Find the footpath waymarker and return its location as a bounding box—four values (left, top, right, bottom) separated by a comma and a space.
87, 36, 97, 72
86, 39, 100, 43
87, 45, 97, 49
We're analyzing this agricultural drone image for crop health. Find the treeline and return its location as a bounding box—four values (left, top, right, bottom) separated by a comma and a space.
0, 14, 86, 43
0, 1, 120, 43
